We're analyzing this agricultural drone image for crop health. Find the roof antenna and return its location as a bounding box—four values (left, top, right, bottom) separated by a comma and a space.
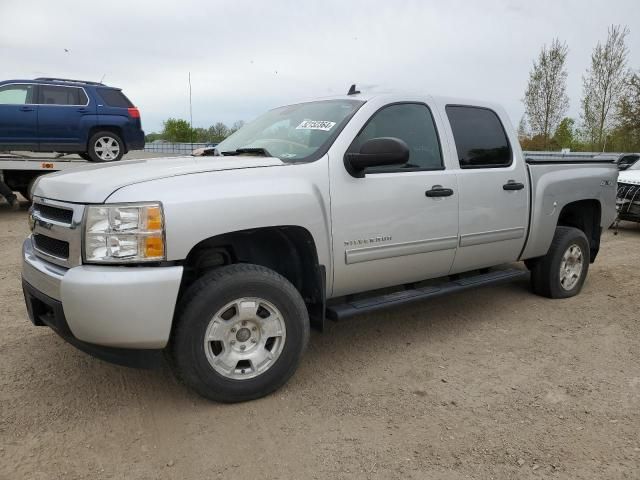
347, 84, 360, 95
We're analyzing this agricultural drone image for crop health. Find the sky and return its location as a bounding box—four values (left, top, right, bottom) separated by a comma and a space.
1, 0, 639, 134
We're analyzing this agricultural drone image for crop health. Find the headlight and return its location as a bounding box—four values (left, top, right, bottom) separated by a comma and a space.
84, 203, 165, 263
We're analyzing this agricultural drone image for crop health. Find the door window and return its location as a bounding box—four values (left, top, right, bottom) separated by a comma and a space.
38, 85, 87, 105
446, 106, 512, 168
0, 84, 35, 105
350, 103, 443, 172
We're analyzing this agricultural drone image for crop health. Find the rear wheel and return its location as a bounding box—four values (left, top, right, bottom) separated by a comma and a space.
530, 226, 590, 298
87, 131, 124, 162
79, 153, 92, 161
169, 264, 310, 403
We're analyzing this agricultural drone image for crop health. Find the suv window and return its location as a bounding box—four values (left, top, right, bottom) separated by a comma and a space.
97, 88, 133, 108
0, 84, 36, 104
38, 85, 87, 105
350, 103, 443, 172
446, 106, 512, 168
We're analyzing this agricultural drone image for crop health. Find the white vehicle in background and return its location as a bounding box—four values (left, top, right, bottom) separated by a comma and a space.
616, 159, 640, 223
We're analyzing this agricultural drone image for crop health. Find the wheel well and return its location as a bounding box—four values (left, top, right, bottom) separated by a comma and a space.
87, 126, 125, 151
179, 226, 325, 328
557, 199, 602, 262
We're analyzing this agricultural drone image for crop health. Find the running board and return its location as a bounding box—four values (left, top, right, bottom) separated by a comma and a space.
326, 268, 529, 321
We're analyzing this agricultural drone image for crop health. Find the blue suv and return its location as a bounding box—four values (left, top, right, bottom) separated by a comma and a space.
0, 78, 144, 162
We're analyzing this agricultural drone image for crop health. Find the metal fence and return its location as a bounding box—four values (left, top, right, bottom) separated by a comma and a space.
144, 142, 210, 154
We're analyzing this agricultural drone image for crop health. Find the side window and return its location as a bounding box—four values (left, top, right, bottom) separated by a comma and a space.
446, 106, 511, 168
0, 84, 35, 105
97, 88, 133, 108
350, 103, 443, 172
38, 86, 86, 105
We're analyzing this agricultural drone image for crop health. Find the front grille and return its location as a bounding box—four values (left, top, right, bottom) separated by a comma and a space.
33, 203, 74, 224
33, 234, 70, 259
617, 182, 640, 216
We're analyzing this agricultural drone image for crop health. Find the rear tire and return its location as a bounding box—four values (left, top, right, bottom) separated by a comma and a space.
87, 131, 124, 162
169, 264, 310, 403
79, 153, 92, 161
530, 226, 590, 299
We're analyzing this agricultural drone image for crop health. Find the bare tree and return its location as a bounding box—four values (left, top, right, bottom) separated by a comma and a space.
517, 116, 530, 143
581, 25, 631, 150
523, 39, 570, 149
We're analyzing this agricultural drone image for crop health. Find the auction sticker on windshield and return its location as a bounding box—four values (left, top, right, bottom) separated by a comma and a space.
296, 120, 336, 131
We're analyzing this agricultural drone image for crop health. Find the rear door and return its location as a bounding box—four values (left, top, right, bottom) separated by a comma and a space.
0, 83, 38, 150
444, 105, 529, 273
37, 85, 93, 151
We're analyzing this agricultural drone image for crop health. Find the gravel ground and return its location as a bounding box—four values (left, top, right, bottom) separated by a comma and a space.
0, 198, 639, 479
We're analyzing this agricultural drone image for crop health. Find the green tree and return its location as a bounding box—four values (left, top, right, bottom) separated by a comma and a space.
614, 72, 640, 151
523, 38, 570, 149
553, 117, 575, 149
208, 122, 230, 142
144, 132, 163, 143
581, 25, 631, 150
162, 118, 195, 143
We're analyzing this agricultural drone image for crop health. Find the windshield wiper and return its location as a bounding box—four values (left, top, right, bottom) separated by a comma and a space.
220, 147, 272, 157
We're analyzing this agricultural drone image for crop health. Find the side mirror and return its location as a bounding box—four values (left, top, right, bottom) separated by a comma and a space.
344, 137, 409, 177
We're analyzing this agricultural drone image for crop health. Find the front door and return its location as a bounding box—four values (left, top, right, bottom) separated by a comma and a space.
0, 83, 38, 150
330, 101, 459, 297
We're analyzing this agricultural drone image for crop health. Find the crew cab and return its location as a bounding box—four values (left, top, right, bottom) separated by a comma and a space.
0, 78, 144, 162
22, 90, 618, 402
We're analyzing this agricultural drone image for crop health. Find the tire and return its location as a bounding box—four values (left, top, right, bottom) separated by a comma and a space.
79, 153, 92, 161
87, 131, 124, 162
530, 226, 590, 299
169, 264, 310, 403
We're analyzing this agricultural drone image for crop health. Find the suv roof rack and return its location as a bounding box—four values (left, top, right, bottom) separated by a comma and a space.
34, 77, 105, 86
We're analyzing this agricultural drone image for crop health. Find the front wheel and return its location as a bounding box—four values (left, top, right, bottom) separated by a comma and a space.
87, 131, 124, 162
530, 226, 590, 299
169, 264, 310, 403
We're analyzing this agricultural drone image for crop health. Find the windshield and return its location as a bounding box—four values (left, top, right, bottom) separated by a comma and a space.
215, 99, 364, 162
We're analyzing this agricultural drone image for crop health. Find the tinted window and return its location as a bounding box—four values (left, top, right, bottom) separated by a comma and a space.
446, 106, 511, 168
350, 103, 442, 171
0, 84, 35, 104
38, 85, 86, 105
97, 88, 133, 107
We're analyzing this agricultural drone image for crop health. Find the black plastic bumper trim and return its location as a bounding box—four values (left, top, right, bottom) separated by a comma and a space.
22, 280, 164, 369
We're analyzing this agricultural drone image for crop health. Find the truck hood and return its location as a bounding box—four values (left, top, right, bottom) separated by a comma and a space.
34, 156, 285, 203
619, 169, 640, 185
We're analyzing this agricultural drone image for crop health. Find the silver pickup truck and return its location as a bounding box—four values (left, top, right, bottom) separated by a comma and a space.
22, 91, 618, 402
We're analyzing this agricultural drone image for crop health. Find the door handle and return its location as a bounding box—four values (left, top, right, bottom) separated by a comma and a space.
77, 108, 88, 113
503, 181, 525, 191
19, 106, 34, 112
426, 185, 454, 197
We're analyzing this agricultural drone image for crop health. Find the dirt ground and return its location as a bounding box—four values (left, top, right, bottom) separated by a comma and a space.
0, 199, 639, 480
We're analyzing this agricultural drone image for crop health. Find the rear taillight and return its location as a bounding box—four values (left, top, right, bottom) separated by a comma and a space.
128, 107, 140, 119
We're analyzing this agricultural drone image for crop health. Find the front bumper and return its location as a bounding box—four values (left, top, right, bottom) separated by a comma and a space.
22, 237, 183, 360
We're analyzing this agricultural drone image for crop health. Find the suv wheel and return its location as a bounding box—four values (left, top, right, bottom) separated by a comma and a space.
169, 264, 310, 403
530, 226, 590, 299
88, 131, 124, 162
